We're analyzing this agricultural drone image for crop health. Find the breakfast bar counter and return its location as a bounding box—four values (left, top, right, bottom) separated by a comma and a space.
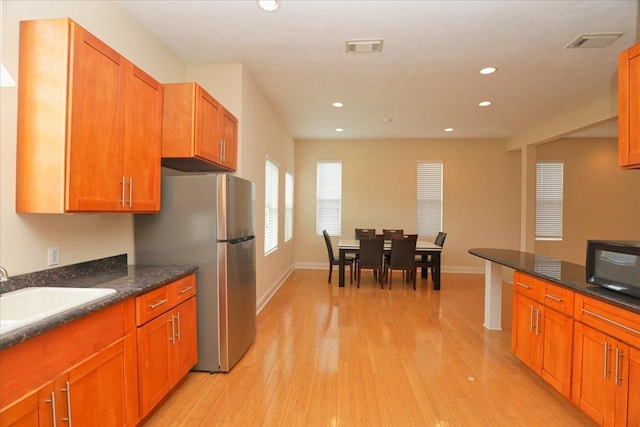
468, 248, 640, 330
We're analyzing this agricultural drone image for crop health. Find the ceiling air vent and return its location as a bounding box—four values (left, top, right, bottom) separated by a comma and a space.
566, 33, 623, 49
345, 39, 384, 54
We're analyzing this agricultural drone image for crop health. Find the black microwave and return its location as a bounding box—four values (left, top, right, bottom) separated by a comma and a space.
586, 240, 640, 298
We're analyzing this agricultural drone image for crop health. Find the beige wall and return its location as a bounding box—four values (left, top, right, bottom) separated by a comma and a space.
294, 138, 522, 272
0, 1, 296, 311
534, 138, 640, 264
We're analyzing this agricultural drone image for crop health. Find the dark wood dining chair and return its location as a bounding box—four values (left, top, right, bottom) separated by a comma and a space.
415, 232, 447, 281
322, 230, 353, 284
382, 229, 404, 239
384, 234, 418, 290
356, 234, 385, 288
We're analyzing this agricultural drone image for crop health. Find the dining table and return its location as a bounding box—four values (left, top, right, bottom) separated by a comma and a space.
337, 238, 442, 289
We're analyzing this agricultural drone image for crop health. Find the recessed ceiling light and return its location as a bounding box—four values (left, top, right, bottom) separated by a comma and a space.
332, 102, 344, 108
480, 67, 497, 75
444, 128, 454, 132
257, 0, 279, 12
383, 118, 393, 123
479, 101, 492, 107
335, 128, 344, 132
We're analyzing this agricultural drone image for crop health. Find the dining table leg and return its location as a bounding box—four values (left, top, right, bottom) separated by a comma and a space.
432, 252, 441, 290
338, 249, 346, 287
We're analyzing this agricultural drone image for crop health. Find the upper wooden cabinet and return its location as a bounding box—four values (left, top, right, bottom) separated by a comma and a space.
16, 18, 162, 213
161, 82, 238, 172
618, 42, 640, 169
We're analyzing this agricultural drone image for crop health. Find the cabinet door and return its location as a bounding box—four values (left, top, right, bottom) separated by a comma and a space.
194, 87, 221, 162
0, 383, 54, 427
66, 25, 123, 212
59, 339, 127, 427
121, 62, 162, 212
137, 313, 172, 417
619, 44, 640, 168
512, 293, 538, 370
627, 346, 640, 426
173, 297, 198, 381
219, 107, 238, 170
573, 322, 617, 426
540, 306, 573, 398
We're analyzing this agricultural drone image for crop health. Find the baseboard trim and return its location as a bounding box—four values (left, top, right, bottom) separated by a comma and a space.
257, 265, 294, 314
294, 262, 485, 275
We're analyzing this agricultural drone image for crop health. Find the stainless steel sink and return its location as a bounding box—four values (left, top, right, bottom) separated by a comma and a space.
0, 287, 116, 335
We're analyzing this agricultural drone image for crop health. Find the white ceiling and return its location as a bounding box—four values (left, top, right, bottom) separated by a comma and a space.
118, 0, 638, 141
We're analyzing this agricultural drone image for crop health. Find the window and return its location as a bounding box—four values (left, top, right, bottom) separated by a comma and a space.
264, 159, 279, 254
316, 161, 342, 236
536, 162, 564, 240
284, 172, 294, 242
416, 162, 443, 238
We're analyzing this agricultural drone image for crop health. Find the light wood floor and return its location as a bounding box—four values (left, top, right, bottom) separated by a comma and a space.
143, 269, 596, 426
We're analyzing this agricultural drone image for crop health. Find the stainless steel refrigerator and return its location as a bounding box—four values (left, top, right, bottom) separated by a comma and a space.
134, 174, 256, 373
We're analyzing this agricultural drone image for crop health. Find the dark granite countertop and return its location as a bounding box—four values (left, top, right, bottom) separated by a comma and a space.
469, 248, 640, 315
0, 254, 198, 350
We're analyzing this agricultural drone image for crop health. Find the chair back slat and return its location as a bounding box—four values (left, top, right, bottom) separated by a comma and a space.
355, 228, 376, 239
322, 230, 335, 261
382, 229, 404, 239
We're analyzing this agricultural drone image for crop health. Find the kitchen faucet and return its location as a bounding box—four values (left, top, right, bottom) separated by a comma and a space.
0, 266, 9, 282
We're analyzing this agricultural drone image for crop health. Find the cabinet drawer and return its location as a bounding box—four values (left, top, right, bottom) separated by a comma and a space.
537, 279, 574, 316
171, 274, 196, 307
574, 294, 640, 349
514, 271, 537, 300
136, 285, 170, 326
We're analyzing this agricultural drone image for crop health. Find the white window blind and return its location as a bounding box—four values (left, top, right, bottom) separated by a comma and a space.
316, 161, 342, 236
264, 159, 279, 254
284, 172, 294, 242
536, 162, 564, 240
417, 162, 443, 238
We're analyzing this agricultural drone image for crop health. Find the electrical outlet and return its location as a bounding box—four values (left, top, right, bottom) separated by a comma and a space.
48, 246, 60, 266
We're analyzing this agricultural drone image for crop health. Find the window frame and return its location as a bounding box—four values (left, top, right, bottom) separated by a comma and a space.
264, 158, 279, 255
416, 161, 443, 239
315, 160, 342, 237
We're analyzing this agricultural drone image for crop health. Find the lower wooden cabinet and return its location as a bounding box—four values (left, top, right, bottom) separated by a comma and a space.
0, 383, 54, 427
511, 273, 573, 398
0, 336, 128, 427
136, 276, 198, 418
572, 294, 640, 427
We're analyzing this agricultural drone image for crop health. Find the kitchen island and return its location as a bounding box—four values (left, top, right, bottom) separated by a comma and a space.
469, 248, 640, 330
469, 248, 640, 427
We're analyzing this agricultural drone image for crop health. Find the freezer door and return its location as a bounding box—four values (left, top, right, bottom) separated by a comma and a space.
218, 236, 256, 372
218, 175, 255, 241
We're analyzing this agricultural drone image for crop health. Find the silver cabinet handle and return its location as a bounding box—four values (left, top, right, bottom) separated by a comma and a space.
583, 309, 640, 336
535, 308, 541, 336
222, 140, 226, 162
178, 286, 194, 294
149, 299, 168, 310
529, 305, 534, 332
169, 315, 175, 344
119, 176, 126, 207
615, 347, 624, 385
176, 312, 181, 342
218, 139, 224, 161
62, 380, 73, 426
544, 293, 562, 302
517, 282, 531, 289
128, 177, 133, 207
45, 390, 57, 427
603, 341, 610, 378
